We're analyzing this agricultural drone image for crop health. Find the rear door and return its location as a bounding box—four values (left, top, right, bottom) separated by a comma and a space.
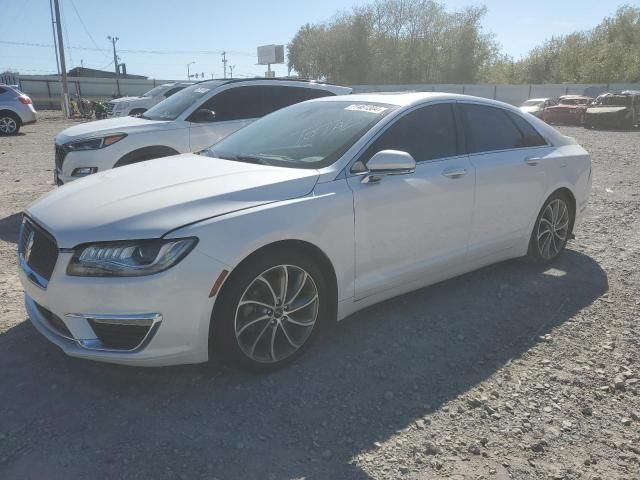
459, 103, 552, 257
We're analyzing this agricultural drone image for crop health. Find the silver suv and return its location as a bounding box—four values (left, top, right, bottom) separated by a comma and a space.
0, 85, 37, 135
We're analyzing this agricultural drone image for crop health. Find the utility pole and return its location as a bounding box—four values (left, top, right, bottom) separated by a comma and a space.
187, 61, 195, 80
229, 65, 235, 79
221, 51, 228, 79
108, 36, 120, 97
52, 0, 69, 117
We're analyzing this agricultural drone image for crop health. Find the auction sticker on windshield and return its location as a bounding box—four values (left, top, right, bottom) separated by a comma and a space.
344, 104, 388, 114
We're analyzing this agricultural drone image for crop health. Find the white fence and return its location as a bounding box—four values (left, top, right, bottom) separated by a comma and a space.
15, 75, 177, 109
351, 83, 640, 106
13, 74, 640, 109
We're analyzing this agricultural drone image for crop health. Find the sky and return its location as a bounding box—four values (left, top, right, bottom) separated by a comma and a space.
0, 0, 636, 80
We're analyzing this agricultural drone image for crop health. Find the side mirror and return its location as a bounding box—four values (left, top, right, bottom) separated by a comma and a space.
189, 109, 216, 123
362, 150, 416, 183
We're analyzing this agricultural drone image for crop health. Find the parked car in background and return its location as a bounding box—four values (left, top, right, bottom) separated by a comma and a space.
0, 85, 37, 135
21, 93, 591, 370
54, 78, 352, 184
541, 95, 592, 125
519, 98, 556, 118
106, 82, 194, 117
583, 91, 640, 129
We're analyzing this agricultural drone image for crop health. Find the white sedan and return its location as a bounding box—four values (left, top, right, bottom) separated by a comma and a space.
19, 93, 591, 371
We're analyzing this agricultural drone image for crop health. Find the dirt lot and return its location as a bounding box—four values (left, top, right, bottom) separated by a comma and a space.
0, 112, 638, 480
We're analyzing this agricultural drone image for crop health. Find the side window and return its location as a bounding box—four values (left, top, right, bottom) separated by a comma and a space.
461, 104, 526, 153
506, 112, 547, 147
361, 104, 457, 163
199, 86, 268, 121
260, 86, 335, 116
163, 87, 184, 98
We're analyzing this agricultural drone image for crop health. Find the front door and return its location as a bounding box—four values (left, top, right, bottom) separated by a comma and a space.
347, 103, 475, 299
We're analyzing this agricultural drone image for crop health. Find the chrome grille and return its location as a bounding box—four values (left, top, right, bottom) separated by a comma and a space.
106, 102, 115, 115
18, 217, 59, 287
54, 143, 67, 170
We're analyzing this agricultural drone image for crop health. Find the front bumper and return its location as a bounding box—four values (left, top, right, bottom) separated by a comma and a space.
19, 246, 231, 366
55, 143, 127, 184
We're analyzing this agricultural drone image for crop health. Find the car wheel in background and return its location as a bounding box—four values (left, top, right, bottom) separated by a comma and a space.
212, 248, 329, 372
0, 113, 20, 135
527, 191, 574, 265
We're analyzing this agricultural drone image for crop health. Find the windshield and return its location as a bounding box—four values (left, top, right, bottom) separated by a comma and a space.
522, 100, 544, 107
204, 101, 397, 169
143, 84, 218, 120
142, 85, 168, 97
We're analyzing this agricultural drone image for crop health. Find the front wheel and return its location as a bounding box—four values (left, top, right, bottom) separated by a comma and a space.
527, 192, 574, 264
212, 249, 328, 371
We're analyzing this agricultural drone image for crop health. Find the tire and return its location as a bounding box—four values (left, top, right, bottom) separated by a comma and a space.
527, 191, 574, 265
0, 112, 20, 135
211, 248, 329, 372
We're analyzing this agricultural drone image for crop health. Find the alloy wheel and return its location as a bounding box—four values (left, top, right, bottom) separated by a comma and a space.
0, 116, 17, 134
536, 198, 569, 260
234, 264, 319, 364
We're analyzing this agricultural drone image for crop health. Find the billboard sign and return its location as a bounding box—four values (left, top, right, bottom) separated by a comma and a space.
257, 44, 285, 65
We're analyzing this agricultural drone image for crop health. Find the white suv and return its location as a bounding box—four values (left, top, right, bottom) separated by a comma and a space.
54, 79, 351, 184
106, 82, 193, 117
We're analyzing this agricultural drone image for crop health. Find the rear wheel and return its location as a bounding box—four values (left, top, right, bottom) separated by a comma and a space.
212, 249, 328, 372
0, 113, 20, 135
527, 192, 574, 264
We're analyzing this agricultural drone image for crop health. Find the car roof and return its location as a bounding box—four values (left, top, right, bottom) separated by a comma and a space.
192, 77, 352, 94
309, 91, 524, 111
525, 98, 550, 102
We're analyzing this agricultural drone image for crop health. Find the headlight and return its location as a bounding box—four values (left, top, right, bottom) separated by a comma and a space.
65, 133, 127, 151
67, 238, 198, 277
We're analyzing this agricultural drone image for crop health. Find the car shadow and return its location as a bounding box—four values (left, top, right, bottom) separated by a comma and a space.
0, 249, 607, 480
0, 212, 22, 244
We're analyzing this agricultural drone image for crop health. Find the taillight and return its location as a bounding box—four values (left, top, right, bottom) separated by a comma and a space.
18, 95, 32, 105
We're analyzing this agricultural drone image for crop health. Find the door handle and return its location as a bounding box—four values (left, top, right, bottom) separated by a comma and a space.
524, 156, 541, 166
442, 168, 467, 178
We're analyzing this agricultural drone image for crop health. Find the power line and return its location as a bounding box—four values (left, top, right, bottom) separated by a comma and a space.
68, 0, 109, 58
0, 40, 253, 57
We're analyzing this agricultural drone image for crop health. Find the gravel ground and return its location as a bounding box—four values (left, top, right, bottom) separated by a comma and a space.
0, 113, 638, 480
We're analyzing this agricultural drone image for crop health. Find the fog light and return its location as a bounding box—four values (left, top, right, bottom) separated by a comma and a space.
71, 167, 98, 177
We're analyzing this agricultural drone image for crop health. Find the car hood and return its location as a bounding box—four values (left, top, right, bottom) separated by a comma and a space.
520, 106, 542, 114
585, 106, 628, 115
55, 116, 173, 143
27, 154, 320, 248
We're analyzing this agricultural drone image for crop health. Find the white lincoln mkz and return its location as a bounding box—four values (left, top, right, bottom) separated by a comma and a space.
19, 93, 592, 371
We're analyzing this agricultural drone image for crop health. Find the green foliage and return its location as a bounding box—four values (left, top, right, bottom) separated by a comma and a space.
287, 2, 640, 84
287, 0, 497, 84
